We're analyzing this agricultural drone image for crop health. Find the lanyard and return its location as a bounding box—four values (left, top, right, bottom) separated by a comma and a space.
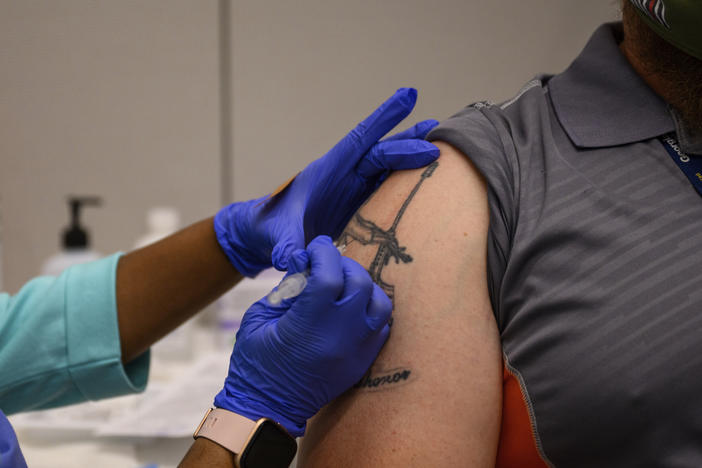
660, 134, 702, 197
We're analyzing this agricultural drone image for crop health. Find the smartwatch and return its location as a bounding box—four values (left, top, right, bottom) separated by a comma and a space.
193, 408, 297, 468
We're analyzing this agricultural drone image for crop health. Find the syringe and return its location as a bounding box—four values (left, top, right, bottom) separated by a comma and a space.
266, 243, 346, 305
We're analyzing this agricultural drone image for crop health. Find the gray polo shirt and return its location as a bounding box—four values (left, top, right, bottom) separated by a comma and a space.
428, 23, 702, 467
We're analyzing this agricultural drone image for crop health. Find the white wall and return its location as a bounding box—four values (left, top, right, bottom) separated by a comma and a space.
0, 0, 220, 292
0, 1, 619, 292
230, 0, 620, 200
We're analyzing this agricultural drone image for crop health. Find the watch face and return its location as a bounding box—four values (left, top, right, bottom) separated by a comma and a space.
239, 420, 297, 468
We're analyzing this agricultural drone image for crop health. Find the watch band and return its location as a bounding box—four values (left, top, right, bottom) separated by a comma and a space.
193, 408, 257, 455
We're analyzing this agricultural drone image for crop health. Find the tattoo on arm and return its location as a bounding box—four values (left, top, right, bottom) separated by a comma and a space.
339, 163, 438, 392
338, 162, 439, 304
353, 367, 414, 392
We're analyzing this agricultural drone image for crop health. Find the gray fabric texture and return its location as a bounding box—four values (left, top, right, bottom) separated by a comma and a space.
427, 22, 702, 467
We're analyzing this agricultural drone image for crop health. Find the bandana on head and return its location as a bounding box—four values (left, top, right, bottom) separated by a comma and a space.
629, 0, 702, 60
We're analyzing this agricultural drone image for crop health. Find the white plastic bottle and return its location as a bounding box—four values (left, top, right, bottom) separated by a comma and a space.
41, 197, 102, 276
133, 207, 181, 250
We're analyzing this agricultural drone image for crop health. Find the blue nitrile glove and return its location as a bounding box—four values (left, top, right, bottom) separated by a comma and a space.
214, 236, 392, 437
0, 411, 27, 468
214, 87, 439, 276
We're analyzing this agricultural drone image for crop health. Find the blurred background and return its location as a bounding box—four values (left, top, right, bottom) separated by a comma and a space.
1, 1, 619, 466
0, 0, 619, 294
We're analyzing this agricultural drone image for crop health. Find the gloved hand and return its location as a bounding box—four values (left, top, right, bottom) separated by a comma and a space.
214, 236, 392, 437
215, 87, 439, 276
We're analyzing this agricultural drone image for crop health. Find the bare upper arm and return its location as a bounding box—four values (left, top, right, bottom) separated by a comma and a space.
298, 142, 503, 467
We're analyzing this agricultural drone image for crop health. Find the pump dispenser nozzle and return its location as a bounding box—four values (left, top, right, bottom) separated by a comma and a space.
63, 196, 101, 250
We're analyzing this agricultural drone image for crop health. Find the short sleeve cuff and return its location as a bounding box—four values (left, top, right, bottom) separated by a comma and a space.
64, 253, 150, 401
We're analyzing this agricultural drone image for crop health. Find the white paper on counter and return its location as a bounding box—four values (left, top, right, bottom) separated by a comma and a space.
96, 351, 230, 438
9, 392, 145, 433
10, 351, 230, 438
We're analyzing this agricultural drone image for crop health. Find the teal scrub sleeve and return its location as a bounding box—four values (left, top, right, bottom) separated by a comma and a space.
0, 253, 150, 414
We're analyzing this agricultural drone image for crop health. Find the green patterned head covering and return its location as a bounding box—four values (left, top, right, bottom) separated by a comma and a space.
629, 0, 702, 60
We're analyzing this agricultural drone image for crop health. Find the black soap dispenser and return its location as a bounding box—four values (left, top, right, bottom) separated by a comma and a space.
41, 196, 103, 276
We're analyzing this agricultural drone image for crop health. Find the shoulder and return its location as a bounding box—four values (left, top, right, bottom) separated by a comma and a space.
345, 141, 489, 261
428, 75, 552, 150
300, 139, 502, 467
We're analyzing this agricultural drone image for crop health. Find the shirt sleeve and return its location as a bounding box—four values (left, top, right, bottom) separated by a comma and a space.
427, 104, 519, 323
0, 254, 150, 414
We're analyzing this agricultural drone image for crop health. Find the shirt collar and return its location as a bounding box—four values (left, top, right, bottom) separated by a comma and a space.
548, 23, 679, 150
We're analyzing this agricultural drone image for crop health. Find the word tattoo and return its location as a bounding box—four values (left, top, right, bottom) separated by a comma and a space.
338, 162, 439, 304
353, 367, 414, 392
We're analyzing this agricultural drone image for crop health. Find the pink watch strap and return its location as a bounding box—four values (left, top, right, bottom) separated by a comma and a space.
194, 408, 257, 454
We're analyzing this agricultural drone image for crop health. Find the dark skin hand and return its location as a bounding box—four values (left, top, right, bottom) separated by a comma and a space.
116, 217, 243, 363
